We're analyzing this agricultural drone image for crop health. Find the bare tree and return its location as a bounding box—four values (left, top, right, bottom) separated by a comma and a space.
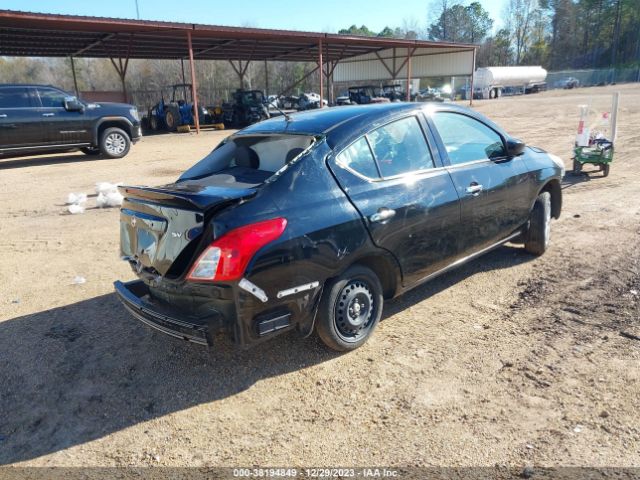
400, 17, 424, 39
504, 0, 538, 64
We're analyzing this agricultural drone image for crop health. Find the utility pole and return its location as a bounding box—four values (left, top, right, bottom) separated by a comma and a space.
70, 56, 79, 97
610, 0, 622, 83
135, 0, 140, 19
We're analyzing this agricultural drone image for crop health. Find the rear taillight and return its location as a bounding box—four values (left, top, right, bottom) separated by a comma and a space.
187, 217, 287, 282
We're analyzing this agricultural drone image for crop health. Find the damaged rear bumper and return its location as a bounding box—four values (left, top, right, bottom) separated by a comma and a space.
114, 280, 222, 346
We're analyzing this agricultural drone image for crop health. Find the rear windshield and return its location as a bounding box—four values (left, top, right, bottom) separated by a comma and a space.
178, 134, 314, 186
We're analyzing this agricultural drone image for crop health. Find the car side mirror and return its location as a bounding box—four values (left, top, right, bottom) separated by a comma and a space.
506, 138, 525, 157
64, 97, 84, 113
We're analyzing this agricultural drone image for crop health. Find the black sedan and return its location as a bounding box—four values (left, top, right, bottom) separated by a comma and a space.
115, 103, 564, 351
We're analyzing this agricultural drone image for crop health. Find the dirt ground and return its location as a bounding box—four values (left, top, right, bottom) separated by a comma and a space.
0, 84, 638, 470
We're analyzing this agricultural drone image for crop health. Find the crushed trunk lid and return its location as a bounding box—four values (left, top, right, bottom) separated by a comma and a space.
119, 181, 256, 277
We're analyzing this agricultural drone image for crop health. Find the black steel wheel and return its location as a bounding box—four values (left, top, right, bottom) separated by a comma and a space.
316, 265, 383, 352
335, 281, 374, 340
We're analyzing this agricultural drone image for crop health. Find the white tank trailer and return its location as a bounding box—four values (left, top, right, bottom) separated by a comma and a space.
473, 66, 548, 99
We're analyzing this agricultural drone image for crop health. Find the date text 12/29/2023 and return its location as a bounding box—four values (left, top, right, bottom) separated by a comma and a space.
232, 468, 399, 478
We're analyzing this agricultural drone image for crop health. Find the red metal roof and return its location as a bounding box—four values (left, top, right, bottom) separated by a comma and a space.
0, 10, 476, 62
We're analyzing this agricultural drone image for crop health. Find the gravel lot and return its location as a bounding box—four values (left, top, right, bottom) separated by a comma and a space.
0, 84, 639, 469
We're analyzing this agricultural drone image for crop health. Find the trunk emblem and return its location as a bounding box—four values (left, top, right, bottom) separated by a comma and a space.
131, 217, 137, 227
171, 232, 182, 238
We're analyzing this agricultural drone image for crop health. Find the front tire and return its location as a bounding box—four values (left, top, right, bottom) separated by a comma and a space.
525, 191, 551, 256
602, 163, 610, 177
316, 265, 383, 352
99, 127, 130, 159
149, 115, 160, 131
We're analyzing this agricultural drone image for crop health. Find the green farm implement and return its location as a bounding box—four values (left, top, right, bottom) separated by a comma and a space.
572, 92, 619, 177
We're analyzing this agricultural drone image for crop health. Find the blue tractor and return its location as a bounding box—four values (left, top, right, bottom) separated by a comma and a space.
148, 83, 209, 131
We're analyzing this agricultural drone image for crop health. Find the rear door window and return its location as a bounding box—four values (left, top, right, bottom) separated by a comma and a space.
431, 112, 506, 164
367, 116, 434, 177
0, 87, 32, 108
335, 137, 380, 179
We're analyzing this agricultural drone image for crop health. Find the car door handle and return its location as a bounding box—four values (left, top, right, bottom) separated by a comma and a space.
0, 114, 7, 118
42, 113, 55, 117
465, 184, 483, 195
370, 208, 396, 223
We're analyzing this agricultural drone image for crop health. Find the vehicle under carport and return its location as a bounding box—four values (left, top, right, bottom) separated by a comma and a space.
0, 9, 478, 135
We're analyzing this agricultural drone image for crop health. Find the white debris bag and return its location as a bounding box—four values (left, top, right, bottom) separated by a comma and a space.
66, 192, 87, 205
94, 182, 124, 208
96, 190, 124, 208
95, 181, 123, 196
67, 204, 85, 214
71, 276, 87, 285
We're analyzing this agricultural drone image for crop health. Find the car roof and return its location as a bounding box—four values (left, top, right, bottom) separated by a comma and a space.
0, 83, 62, 89
241, 103, 414, 136
0, 84, 77, 100
238, 102, 486, 149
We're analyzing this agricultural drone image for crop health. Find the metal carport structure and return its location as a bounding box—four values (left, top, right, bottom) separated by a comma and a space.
0, 10, 477, 132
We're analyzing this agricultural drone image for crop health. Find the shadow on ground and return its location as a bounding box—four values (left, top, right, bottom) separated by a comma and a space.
561, 167, 610, 190
0, 152, 109, 170
0, 245, 532, 465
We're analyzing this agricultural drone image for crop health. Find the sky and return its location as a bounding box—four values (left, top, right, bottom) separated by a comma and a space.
3, 0, 506, 34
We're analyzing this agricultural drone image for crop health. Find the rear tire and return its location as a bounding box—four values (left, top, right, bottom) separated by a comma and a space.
572, 158, 582, 175
99, 127, 130, 159
602, 164, 610, 177
524, 192, 551, 256
316, 266, 383, 352
164, 109, 178, 131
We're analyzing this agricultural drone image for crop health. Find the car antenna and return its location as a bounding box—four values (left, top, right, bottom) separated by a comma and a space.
267, 100, 292, 122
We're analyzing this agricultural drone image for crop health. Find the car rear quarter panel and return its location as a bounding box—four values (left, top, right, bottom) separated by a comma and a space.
212, 142, 383, 343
